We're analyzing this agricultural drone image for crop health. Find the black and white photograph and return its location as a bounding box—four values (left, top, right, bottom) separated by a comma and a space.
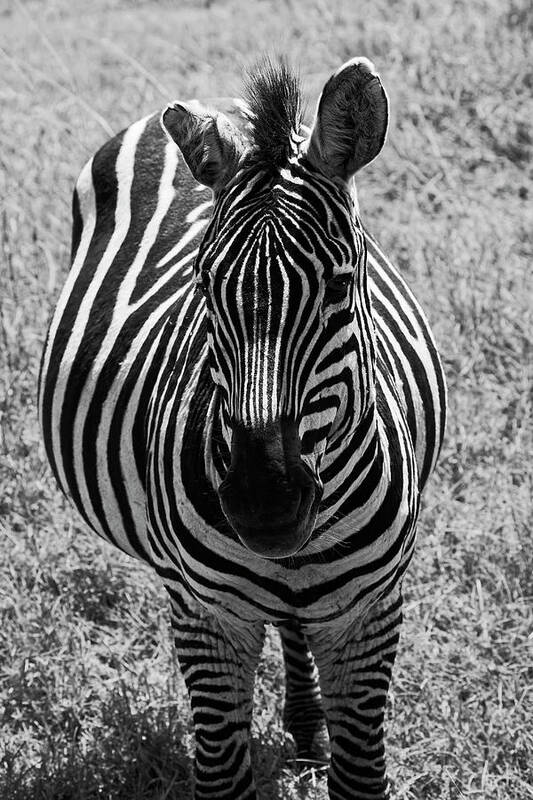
0, 1, 531, 798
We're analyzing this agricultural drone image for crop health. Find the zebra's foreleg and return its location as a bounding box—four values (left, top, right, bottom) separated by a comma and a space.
277, 620, 329, 765
309, 589, 403, 800
169, 595, 265, 800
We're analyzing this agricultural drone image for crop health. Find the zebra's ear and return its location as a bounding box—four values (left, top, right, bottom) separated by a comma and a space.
306, 57, 388, 182
161, 101, 246, 191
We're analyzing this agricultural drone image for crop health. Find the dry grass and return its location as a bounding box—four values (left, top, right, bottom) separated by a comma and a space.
0, 0, 531, 797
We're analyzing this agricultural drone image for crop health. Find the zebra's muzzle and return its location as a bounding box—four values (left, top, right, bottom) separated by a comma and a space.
218, 420, 320, 559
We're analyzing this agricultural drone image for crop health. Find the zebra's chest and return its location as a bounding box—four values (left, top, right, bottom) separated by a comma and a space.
148, 501, 412, 627
144, 387, 417, 627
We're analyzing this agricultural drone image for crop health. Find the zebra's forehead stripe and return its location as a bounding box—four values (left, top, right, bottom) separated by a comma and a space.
205, 171, 361, 425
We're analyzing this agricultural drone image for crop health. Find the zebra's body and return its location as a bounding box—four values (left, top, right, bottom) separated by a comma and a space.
40, 60, 446, 799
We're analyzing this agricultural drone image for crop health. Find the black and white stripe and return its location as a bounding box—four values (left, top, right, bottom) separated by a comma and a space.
40, 58, 446, 800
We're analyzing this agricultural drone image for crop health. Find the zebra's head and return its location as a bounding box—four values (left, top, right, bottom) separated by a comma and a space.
162, 58, 388, 559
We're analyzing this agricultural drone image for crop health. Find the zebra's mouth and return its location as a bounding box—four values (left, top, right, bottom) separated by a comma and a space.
224, 489, 319, 559
233, 518, 315, 559
217, 419, 321, 559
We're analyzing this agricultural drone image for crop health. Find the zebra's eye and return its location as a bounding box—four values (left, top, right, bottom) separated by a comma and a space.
324, 274, 352, 303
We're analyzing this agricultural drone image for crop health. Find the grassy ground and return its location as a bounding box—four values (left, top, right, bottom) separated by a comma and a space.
0, 0, 531, 797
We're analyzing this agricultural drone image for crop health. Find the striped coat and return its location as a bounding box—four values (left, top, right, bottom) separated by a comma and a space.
40, 58, 446, 800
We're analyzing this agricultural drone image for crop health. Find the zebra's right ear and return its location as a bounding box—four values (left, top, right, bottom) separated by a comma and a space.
161, 101, 246, 191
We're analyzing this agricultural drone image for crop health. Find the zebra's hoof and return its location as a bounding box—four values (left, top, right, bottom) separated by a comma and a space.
285, 718, 330, 768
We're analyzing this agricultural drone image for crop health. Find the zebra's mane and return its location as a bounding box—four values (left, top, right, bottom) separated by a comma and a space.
243, 59, 302, 170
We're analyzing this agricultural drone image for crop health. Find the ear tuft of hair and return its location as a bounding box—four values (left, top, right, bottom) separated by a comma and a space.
243, 58, 302, 170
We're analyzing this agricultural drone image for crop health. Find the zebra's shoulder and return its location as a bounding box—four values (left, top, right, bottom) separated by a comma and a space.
71, 115, 160, 252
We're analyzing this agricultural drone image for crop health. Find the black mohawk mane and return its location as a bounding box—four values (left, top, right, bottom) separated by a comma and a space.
243, 58, 302, 169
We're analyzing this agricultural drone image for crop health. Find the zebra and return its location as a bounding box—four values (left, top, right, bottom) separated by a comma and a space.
39, 57, 446, 799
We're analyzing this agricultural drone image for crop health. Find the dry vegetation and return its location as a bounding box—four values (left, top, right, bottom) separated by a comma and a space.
0, 0, 531, 797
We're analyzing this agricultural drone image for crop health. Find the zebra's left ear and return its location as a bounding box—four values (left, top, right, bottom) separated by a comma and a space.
161, 101, 246, 191
306, 57, 389, 182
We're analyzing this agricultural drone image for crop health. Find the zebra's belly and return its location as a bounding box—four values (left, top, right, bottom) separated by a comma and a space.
41, 342, 155, 562
39, 275, 205, 563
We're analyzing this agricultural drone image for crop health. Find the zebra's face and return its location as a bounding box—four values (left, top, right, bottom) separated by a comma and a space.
198, 167, 372, 557
162, 58, 388, 558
